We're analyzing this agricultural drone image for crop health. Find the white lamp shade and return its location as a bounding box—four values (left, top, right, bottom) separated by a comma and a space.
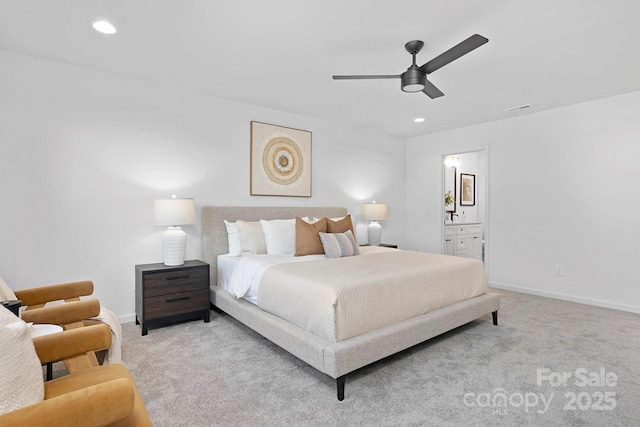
362, 203, 388, 220
152, 199, 196, 226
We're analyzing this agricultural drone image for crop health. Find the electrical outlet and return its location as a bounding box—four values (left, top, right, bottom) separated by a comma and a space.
555, 264, 564, 276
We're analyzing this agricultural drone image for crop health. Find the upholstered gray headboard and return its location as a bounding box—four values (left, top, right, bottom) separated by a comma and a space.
202, 206, 348, 286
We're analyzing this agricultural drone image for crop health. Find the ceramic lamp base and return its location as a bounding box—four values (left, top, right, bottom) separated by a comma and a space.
162, 226, 187, 266
367, 221, 383, 246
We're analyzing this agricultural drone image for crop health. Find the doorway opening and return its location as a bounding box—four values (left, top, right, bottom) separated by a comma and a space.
441, 149, 489, 270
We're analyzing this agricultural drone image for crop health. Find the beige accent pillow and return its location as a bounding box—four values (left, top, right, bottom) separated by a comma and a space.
236, 220, 267, 254
295, 217, 327, 256
0, 277, 17, 302
326, 214, 356, 239
0, 306, 45, 415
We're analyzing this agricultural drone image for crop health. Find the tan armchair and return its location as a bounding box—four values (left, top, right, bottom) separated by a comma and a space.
0, 277, 98, 329
0, 312, 152, 427
1, 277, 121, 367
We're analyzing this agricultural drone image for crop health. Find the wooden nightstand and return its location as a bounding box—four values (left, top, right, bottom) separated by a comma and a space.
135, 260, 210, 336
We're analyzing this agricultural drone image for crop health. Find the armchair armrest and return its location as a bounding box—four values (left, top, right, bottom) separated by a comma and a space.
33, 324, 112, 365
0, 378, 135, 427
21, 299, 101, 326
14, 280, 94, 307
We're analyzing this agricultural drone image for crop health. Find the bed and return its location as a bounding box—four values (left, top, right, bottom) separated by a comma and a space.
202, 206, 500, 400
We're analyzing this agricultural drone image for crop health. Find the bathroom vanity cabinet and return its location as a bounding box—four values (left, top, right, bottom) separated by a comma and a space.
443, 222, 482, 260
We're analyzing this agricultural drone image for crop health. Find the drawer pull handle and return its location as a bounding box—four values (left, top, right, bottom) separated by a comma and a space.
166, 296, 190, 303
166, 275, 190, 281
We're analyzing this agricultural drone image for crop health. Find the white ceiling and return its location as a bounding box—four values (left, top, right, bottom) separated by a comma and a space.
1, 0, 640, 138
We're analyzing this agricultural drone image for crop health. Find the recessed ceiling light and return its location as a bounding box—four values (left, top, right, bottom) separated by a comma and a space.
92, 20, 117, 35
414, 117, 425, 123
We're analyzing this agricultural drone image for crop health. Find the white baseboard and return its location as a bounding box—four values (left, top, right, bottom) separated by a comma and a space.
119, 313, 137, 324
489, 282, 640, 314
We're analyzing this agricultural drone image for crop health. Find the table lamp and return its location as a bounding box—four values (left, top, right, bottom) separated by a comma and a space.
152, 197, 196, 266
362, 202, 388, 246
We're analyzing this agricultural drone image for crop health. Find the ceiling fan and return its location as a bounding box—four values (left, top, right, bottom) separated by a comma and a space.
332, 34, 488, 98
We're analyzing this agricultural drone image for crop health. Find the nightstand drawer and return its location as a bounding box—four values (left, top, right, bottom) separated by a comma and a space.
144, 289, 209, 320
144, 267, 208, 297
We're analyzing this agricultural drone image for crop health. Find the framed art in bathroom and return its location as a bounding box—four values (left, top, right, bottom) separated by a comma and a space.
460, 173, 475, 206
250, 121, 312, 197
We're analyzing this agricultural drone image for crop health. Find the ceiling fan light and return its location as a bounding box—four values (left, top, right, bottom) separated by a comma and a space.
401, 68, 426, 93
402, 83, 425, 93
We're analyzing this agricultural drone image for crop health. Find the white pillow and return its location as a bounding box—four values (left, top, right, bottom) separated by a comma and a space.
236, 220, 267, 254
223, 220, 243, 257
0, 307, 45, 415
260, 219, 295, 255
319, 230, 361, 258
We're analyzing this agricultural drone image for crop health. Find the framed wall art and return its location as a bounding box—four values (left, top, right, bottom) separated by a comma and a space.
460, 173, 475, 206
250, 121, 311, 197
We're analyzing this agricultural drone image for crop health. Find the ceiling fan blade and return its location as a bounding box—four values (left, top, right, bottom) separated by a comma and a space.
422, 80, 444, 99
332, 75, 400, 80
420, 34, 488, 74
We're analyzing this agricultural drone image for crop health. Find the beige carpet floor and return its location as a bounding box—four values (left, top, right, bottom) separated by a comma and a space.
53, 288, 640, 426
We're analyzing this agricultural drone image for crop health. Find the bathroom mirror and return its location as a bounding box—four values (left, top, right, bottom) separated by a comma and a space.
444, 166, 456, 213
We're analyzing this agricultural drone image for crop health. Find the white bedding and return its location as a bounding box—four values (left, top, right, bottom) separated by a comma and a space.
218, 247, 487, 343
257, 250, 487, 342
218, 246, 394, 304
217, 255, 239, 292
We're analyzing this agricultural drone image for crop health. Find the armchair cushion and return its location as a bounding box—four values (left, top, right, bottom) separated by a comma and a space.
44, 364, 151, 427
1, 377, 134, 427
13, 280, 93, 307
0, 306, 44, 415
33, 324, 111, 366
21, 299, 101, 326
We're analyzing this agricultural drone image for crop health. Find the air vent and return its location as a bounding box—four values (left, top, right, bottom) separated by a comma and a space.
504, 104, 531, 112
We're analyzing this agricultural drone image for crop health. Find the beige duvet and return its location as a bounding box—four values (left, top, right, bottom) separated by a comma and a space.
257, 250, 487, 343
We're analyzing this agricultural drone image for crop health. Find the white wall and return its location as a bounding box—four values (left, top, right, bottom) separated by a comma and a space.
0, 50, 406, 321
407, 90, 640, 313
3, 47, 637, 319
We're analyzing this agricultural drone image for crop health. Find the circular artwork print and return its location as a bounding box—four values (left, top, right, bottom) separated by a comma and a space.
262, 136, 304, 185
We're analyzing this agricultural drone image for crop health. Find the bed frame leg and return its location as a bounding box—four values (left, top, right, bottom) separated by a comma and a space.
337, 375, 346, 401
492, 310, 498, 326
